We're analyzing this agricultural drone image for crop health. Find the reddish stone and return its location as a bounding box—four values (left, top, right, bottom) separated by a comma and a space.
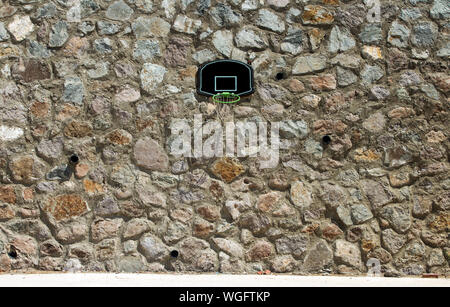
310, 74, 337, 91
321, 223, 343, 241
0, 186, 16, 204
30, 101, 50, 118
63, 37, 89, 58
64, 121, 92, 138
302, 5, 334, 25
12, 58, 51, 83
44, 194, 89, 221
164, 36, 192, 67
193, 219, 214, 238
75, 163, 89, 179
0, 204, 15, 220
313, 120, 347, 135
196, 205, 220, 222
246, 241, 274, 261
106, 129, 132, 145
22, 187, 34, 202
56, 104, 80, 121
83, 179, 104, 195
211, 158, 245, 183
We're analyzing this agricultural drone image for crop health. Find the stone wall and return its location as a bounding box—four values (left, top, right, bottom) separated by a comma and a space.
0, 0, 448, 275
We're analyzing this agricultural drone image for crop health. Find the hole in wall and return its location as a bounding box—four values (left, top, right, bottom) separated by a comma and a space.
70, 154, 79, 164
8, 248, 17, 259
170, 250, 179, 258
322, 135, 331, 145
275, 72, 285, 81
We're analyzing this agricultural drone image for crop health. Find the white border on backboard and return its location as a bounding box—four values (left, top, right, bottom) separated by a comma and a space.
214, 76, 237, 92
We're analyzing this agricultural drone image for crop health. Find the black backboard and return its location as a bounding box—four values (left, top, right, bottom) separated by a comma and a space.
196, 60, 255, 97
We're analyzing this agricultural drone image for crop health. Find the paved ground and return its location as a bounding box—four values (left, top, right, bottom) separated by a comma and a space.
0, 273, 448, 287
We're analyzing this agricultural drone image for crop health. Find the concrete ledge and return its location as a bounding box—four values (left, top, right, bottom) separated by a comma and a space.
0, 273, 448, 287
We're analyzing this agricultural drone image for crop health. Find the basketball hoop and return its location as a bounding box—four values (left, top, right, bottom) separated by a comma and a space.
212, 92, 241, 104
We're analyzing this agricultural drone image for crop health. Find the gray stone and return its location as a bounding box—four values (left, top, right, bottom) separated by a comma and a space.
46, 165, 72, 181
362, 112, 386, 133
336, 205, 353, 227
286, 7, 301, 23
36, 138, 64, 162
241, 0, 260, 11
28, 40, 51, 58
140, 63, 166, 92
49, 21, 69, 48
197, 0, 211, 15
427, 249, 446, 267
292, 55, 327, 75
275, 234, 309, 258
87, 62, 109, 80
94, 38, 114, 54
359, 23, 382, 44
78, 21, 95, 35
361, 64, 384, 85
256, 9, 285, 34
139, 234, 168, 262
279, 120, 308, 139
35, 3, 57, 19
95, 197, 120, 217
212, 238, 244, 259
118, 256, 146, 272
209, 3, 243, 27
134, 0, 154, 13
337, 67, 357, 87
192, 49, 216, 64
106, 0, 134, 21
62, 77, 84, 105
79, 0, 100, 18
430, 0, 450, 19
331, 54, 361, 69
370, 86, 390, 100
380, 204, 411, 234
290, 181, 313, 209
110, 164, 136, 188
304, 139, 323, 158
384, 146, 413, 168
334, 240, 362, 268
437, 41, 450, 57
303, 240, 333, 273
351, 204, 373, 224
97, 21, 120, 35
7, 15, 34, 41
328, 26, 356, 53
382, 229, 407, 254
212, 30, 234, 57
399, 70, 422, 86
411, 22, 438, 47
399, 8, 422, 21
235, 27, 268, 50
281, 27, 303, 55
133, 40, 161, 62
409, 0, 428, 4
388, 21, 410, 48
0, 22, 10, 42
176, 237, 219, 272
173, 15, 202, 35
421, 83, 440, 100
361, 179, 392, 210
132, 17, 171, 38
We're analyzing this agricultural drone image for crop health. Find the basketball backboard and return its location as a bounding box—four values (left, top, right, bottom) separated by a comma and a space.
196, 60, 254, 97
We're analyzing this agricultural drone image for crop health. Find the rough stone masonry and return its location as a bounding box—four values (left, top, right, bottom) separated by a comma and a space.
0, 0, 448, 276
